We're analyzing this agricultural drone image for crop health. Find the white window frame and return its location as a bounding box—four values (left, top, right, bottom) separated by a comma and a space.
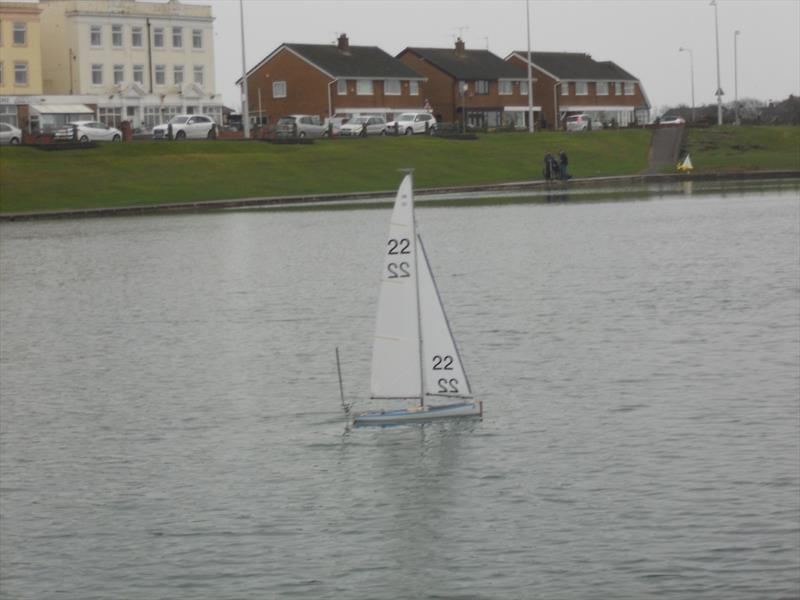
113, 64, 124, 85
14, 62, 28, 85
90, 25, 102, 48
0, 63, 4, 87
475, 80, 489, 95
520, 80, 528, 96
112, 24, 123, 48
132, 26, 143, 48
133, 64, 144, 84
174, 65, 184, 85
91, 63, 103, 86
615, 82, 622, 95
172, 27, 183, 49
193, 65, 204, 86
336, 79, 347, 95
192, 29, 203, 50
624, 82, 635, 96
383, 79, 401, 96
596, 81, 608, 96
13, 22, 26, 46
153, 27, 164, 49
575, 81, 588, 96
272, 80, 287, 98
356, 79, 373, 96
498, 80, 513, 95
561, 81, 569, 96
409, 80, 419, 96
154, 64, 165, 86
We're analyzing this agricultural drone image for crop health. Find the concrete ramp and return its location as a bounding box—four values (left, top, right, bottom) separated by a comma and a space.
645, 127, 685, 174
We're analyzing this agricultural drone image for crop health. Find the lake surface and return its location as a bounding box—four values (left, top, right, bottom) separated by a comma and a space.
1, 183, 798, 599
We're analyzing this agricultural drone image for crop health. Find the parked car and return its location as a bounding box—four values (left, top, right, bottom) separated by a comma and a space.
386, 112, 437, 135
565, 114, 602, 132
54, 120, 122, 142
659, 115, 686, 126
152, 114, 217, 140
339, 115, 388, 137
275, 115, 327, 138
0, 123, 22, 145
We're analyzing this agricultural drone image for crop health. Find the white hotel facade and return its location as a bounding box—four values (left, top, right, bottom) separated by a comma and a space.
2, 0, 223, 132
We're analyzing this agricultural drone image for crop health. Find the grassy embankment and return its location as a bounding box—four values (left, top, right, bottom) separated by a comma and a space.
0, 126, 798, 213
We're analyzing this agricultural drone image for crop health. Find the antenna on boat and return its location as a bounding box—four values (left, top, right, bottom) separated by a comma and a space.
335, 347, 349, 414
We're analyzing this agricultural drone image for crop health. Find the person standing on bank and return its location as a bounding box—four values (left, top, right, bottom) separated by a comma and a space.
559, 150, 569, 180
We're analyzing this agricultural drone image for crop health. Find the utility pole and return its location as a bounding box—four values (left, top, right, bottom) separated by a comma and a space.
679, 47, 695, 123
710, 0, 724, 125
734, 30, 741, 125
525, 0, 534, 133
239, 0, 250, 138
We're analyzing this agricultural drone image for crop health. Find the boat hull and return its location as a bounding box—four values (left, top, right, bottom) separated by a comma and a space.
353, 400, 482, 426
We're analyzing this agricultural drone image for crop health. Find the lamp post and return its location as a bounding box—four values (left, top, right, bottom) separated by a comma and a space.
710, 0, 724, 125
552, 81, 561, 131
525, 0, 534, 133
678, 47, 695, 123
734, 30, 741, 125
239, 0, 250, 138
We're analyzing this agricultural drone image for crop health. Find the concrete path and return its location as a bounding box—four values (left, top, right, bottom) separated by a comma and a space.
644, 126, 685, 174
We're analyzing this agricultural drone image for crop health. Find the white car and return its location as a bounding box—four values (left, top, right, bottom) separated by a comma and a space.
339, 116, 387, 136
54, 120, 122, 142
0, 123, 22, 145
386, 112, 437, 135
152, 114, 217, 140
565, 114, 601, 132
659, 115, 686, 126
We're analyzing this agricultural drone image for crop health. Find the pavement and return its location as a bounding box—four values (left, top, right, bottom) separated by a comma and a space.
645, 126, 685, 174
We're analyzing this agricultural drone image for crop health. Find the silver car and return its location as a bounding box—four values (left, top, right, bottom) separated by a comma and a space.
275, 115, 327, 138
339, 116, 387, 137
0, 123, 22, 145
54, 120, 122, 142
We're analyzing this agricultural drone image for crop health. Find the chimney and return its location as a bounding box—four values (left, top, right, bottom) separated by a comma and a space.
455, 37, 465, 56
337, 33, 350, 54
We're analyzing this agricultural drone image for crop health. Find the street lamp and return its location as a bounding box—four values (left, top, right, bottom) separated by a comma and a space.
734, 30, 741, 125
525, 0, 534, 133
678, 47, 695, 123
710, 0, 724, 125
239, 0, 250, 138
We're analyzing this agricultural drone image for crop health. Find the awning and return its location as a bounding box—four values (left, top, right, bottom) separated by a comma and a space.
31, 104, 94, 115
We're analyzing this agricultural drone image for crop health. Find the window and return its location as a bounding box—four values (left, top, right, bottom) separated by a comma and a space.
13, 23, 26, 45
356, 79, 373, 95
409, 80, 419, 96
14, 62, 27, 85
90, 25, 101, 47
624, 82, 635, 95
498, 80, 512, 95
575, 81, 588, 95
384, 79, 400, 95
172, 27, 182, 49
133, 64, 144, 84
112, 24, 122, 48
113, 64, 124, 84
336, 79, 347, 95
475, 80, 489, 95
520, 80, 528, 96
272, 80, 286, 98
615, 82, 622, 95
153, 27, 164, 48
91, 64, 103, 85
174, 65, 184, 85
193, 65, 203, 85
155, 64, 165, 85
132, 26, 143, 48
0, 62, 3, 86
596, 81, 608, 96
458, 80, 467, 95
192, 29, 202, 49
561, 81, 569, 95
98, 107, 122, 128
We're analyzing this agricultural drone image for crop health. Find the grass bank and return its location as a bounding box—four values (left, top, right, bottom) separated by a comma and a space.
0, 126, 797, 213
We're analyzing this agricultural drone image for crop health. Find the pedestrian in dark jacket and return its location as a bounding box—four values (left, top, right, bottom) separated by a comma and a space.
559, 150, 569, 180
543, 153, 553, 180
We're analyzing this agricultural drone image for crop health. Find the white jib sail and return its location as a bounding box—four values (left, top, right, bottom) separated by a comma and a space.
417, 236, 472, 399
370, 175, 422, 399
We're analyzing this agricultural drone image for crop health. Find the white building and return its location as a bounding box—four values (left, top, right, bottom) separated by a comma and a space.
33, 0, 222, 130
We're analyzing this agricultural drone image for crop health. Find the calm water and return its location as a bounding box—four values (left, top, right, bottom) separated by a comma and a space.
1, 185, 798, 599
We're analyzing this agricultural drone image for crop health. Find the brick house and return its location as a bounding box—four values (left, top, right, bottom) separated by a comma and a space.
506, 51, 650, 129
238, 34, 427, 127
397, 39, 536, 130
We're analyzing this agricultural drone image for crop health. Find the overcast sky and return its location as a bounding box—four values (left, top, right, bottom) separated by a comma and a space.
144, 1, 800, 112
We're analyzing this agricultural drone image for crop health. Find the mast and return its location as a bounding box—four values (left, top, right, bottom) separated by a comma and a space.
408, 170, 425, 407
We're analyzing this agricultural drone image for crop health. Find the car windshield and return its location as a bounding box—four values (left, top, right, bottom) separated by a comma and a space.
277, 117, 295, 125
395, 114, 415, 121
169, 116, 190, 124
348, 117, 368, 124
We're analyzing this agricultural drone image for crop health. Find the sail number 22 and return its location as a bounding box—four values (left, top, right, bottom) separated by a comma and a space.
433, 354, 459, 393
386, 238, 411, 278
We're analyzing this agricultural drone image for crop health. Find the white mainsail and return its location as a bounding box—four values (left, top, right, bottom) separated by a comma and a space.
370, 175, 422, 399
417, 236, 472, 399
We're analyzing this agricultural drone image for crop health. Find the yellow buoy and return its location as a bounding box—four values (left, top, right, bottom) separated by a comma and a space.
677, 154, 694, 172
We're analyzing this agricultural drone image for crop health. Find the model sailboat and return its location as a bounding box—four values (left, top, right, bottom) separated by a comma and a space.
351, 174, 483, 426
